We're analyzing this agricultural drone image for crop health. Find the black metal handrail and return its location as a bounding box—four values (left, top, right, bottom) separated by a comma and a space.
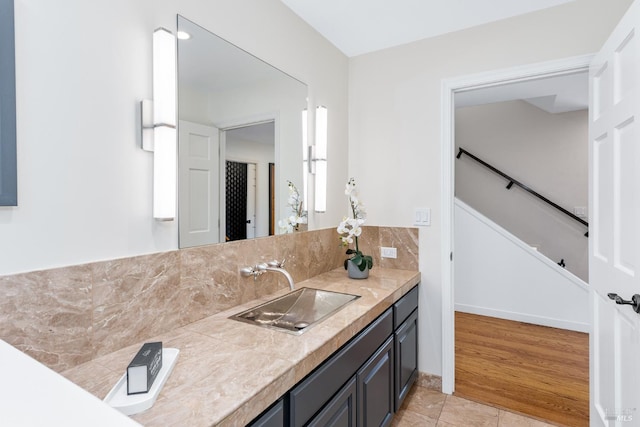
456, 147, 589, 237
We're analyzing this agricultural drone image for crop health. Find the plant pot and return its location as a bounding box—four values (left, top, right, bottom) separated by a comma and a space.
347, 259, 369, 279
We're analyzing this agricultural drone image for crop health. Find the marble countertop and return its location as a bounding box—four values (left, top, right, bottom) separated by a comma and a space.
63, 267, 420, 426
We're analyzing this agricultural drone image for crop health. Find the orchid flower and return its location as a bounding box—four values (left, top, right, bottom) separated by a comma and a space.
279, 180, 307, 233
336, 178, 373, 272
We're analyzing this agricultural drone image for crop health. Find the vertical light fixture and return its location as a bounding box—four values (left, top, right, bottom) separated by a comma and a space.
142, 28, 177, 221
314, 106, 328, 213
301, 109, 309, 210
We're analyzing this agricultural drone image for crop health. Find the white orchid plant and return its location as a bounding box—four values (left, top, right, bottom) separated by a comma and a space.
278, 180, 307, 234
338, 178, 373, 272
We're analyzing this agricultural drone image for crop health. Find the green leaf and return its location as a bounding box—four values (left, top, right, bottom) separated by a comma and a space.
364, 255, 373, 269
345, 251, 374, 272
351, 253, 363, 266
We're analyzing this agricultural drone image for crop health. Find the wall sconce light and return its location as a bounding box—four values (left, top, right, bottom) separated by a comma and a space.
141, 28, 177, 221
302, 109, 309, 210
314, 106, 328, 213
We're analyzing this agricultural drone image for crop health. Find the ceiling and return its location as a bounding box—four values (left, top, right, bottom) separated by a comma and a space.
280, 0, 575, 57
455, 71, 588, 113
280, 0, 586, 113
178, 16, 290, 94
226, 122, 275, 146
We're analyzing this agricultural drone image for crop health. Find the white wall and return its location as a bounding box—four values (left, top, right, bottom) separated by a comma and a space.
348, 0, 632, 376
455, 100, 589, 281
1, 0, 348, 275
181, 74, 306, 237
206, 79, 306, 226
178, 86, 210, 128
454, 199, 589, 332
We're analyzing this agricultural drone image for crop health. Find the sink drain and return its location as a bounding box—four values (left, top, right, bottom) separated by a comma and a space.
294, 321, 310, 329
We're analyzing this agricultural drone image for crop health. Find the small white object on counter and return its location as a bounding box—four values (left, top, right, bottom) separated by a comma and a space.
0, 339, 141, 427
104, 348, 180, 416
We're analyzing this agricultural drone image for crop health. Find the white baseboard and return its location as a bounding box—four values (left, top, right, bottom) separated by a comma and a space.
455, 303, 589, 333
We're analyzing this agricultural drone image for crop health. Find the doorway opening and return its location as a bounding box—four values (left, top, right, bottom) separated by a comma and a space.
222, 121, 276, 241
225, 160, 254, 241
441, 55, 594, 396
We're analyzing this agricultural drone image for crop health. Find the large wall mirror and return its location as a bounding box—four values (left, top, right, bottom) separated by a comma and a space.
0, 0, 18, 206
177, 15, 308, 248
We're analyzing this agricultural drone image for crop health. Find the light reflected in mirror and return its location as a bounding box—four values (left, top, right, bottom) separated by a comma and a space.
177, 15, 308, 248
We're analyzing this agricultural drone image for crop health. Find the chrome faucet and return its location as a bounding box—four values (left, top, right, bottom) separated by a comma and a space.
241, 259, 295, 290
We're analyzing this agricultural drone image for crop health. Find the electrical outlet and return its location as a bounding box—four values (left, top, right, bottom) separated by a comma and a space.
381, 247, 397, 259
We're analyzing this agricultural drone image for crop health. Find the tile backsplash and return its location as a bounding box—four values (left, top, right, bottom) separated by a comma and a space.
0, 226, 418, 372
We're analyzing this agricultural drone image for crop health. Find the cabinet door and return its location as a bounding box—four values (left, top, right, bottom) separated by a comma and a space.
308, 377, 357, 427
289, 310, 393, 427
395, 309, 418, 411
357, 336, 394, 427
248, 399, 284, 427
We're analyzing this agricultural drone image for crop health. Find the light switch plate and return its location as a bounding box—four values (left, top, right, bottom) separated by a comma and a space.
573, 206, 587, 218
414, 208, 431, 226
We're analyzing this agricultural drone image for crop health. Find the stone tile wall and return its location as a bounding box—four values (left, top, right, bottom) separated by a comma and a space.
0, 226, 418, 372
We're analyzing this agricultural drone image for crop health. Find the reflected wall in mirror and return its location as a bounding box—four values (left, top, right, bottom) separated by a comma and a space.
177, 15, 308, 248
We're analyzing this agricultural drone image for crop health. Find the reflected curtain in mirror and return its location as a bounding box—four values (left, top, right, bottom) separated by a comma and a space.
225, 160, 248, 241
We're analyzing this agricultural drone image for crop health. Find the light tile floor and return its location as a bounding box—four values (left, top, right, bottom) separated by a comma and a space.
393, 385, 558, 427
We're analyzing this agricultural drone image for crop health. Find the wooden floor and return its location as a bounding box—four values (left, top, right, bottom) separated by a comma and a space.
455, 312, 589, 427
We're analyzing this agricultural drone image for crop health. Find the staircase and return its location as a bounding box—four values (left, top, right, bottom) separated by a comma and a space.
456, 147, 589, 282
454, 198, 589, 332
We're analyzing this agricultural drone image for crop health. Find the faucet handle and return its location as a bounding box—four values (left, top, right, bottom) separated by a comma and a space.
240, 266, 256, 277
241, 265, 265, 280
241, 266, 257, 282
266, 259, 282, 268
267, 259, 286, 268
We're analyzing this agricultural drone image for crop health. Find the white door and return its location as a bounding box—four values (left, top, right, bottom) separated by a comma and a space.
589, 1, 640, 425
178, 120, 220, 248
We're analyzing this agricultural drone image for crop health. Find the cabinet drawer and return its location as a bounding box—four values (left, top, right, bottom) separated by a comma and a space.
393, 286, 418, 329
290, 309, 393, 427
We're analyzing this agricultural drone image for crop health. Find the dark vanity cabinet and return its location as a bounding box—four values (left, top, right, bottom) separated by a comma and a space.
357, 336, 394, 427
250, 285, 419, 427
249, 399, 285, 427
393, 286, 419, 411
307, 377, 357, 427
290, 310, 393, 427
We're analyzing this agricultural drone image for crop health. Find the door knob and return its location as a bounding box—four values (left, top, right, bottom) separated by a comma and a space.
607, 293, 640, 313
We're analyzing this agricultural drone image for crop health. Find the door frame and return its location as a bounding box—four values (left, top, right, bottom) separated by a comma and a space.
440, 54, 594, 394
216, 113, 279, 242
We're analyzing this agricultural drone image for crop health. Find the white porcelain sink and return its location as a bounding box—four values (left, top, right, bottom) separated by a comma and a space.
230, 287, 360, 335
